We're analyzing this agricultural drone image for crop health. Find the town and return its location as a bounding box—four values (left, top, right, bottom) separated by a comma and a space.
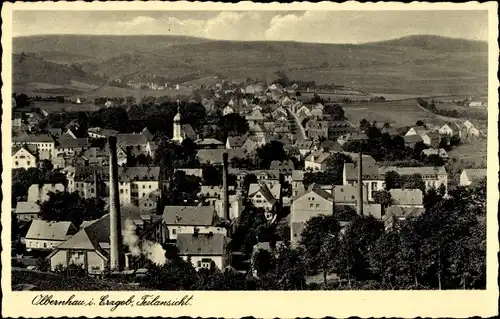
11, 74, 487, 291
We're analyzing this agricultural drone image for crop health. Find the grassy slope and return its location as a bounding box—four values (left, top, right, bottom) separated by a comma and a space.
12, 35, 488, 95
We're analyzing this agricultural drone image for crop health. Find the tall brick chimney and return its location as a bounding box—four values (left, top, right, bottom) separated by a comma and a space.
222, 152, 230, 221
108, 136, 123, 271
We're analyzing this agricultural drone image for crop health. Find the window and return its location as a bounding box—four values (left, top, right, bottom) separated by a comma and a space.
15, 161, 18, 166
142, 185, 145, 189
172, 229, 176, 235
27, 161, 31, 165
149, 185, 152, 189
43, 243, 47, 248
316, 204, 320, 209
120, 189, 123, 194
19, 155, 25, 159
310, 204, 314, 209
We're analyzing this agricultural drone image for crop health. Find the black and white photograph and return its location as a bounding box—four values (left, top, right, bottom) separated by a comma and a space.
2, 2, 498, 317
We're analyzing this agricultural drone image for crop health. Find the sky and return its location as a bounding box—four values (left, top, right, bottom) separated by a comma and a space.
12, 10, 488, 44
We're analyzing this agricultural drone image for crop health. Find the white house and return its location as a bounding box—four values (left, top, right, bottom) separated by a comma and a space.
162, 205, 226, 240
223, 105, 234, 116
304, 150, 332, 171
25, 220, 78, 251
27, 183, 66, 203
176, 233, 231, 271
12, 146, 37, 169
459, 169, 487, 186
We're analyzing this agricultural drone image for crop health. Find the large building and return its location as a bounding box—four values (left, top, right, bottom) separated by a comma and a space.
69, 166, 161, 205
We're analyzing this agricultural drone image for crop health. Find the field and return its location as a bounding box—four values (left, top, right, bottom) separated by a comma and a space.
68, 85, 194, 101
31, 101, 102, 113
343, 100, 445, 127
448, 140, 487, 166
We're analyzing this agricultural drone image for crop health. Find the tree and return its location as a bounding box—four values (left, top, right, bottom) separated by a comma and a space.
334, 205, 357, 222
384, 171, 400, 190
372, 190, 393, 209
163, 171, 201, 206
39, 192, 105, 227
416, 120, 425, 127
143, 257, 198, 290
324, 104, 345, 121
299, 215, 340, 275
335, 215, 385, 283
90, 107, 129, 132
256, 141, 286, 169
216, 113, 249, 141
232, 206, 268, 256
359, 119, 371, 132
253, 249, 276, 276
401, 174, 426, 192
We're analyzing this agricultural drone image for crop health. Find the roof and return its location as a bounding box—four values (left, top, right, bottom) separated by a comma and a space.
87, 127, 119, 137
343, 162, 381, 180
141, 127, 154, 141
13, 134, 55, 144
195, 138, 223, 146
411, 126, 428, 136
116, 132, 149, 146
26, 220, 75, 241
196, 148, 247, 165
227, 135, 248, 148
163, 206, 215, 226
332, 185, 368, 203
175, 168, 203, 177
74, 166, 160, 182
176, 233, 228, 256
182, 124, 198, 140
362, 203, 382, 219
294, 183, 333, 202
12, 145, 37, 157
463, 168, 487, 181
425, 131, 440, 140
56, 137, 89, 149
381, 127, 400, 136
318, 140, 342, 152
292, 170, 304, 181
15, 202, 40, 214
294, 140, 315, 149
389, 189, 424, 206
403, 134, 423, 143
379, 166, 447, 177
305, 150, 331, 164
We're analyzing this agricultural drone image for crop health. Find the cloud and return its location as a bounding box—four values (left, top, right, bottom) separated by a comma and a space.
117, 16, 156, 27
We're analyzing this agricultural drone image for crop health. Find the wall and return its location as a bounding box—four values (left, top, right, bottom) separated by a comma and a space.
181, 255, 225, 271
166, 225, 227, 240
25, 239, 65, 251
12, 149, 36, 169
291, 192, 333, 224
49, 250, 68, 271
87, 251, 106, 274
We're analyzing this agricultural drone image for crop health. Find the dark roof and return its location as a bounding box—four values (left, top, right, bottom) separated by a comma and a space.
403, 134, 423, 143
13, 134, 55, 143
57, 137, 89, 148
343, 162, 381, 180
196, 148, 246, 165
116, 132, 149, 146
74, 166, 160, 182
227, 135, 248, 148
176, 233, 228, 256
270, 160, 295, 172
182, 124, 198, 140
163, 206, 215, 226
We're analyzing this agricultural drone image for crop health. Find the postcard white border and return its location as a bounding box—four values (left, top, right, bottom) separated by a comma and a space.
2, 2, 499, 318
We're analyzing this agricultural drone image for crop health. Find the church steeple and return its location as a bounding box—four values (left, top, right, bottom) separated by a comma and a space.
172, 100, 183, 143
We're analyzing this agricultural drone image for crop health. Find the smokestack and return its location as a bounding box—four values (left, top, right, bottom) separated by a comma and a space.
108, 136, 123, 271
93, 169, 99, 199
357, 150, 364, 216
222, 152, 230, 221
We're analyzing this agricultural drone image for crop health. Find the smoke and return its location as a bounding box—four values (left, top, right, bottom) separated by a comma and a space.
123, 219, 166, 266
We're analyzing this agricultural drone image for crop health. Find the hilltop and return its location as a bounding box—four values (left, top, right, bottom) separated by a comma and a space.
12, 34, 488, 95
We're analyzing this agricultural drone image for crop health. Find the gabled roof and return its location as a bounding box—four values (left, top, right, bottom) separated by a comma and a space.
343, 162, 381, 181
389, 189, 424, 206
87, 127, 119, 137
305, 150, 331, 164
295, 183, 333, 202
182, 124, 198, 140
332, 185, 368, 203
227, 135, 248, 148
379, 166, 447, 176
424, 131, 440, 140
116, 132, 149, 146
163, 206, 215, 226
176, 233, 229, 256
196, 148, 247, 164
15, 202, 40, 214
56, 137, 89, 148
74, 166, 160, 182
26, 220, 75, 241
12, 145, 37, 157
195, 138, 223, 146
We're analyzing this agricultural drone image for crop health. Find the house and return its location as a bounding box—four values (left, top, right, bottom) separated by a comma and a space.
226, 135, 248, 149
403, 134, 423, 148
116, 128, 156, 157
328, 121, 353, 139
439, 123, 461, 137
422, 148, 449, 160
459, 169, 487, 186
15, 202, 41, 222
248, 182, 281, 217
381, 126, 400, 137
241, 136, 266, 154
290, 184, 333, 246
199, 185, 236, 205
139, 190, 160, 213
176, 233, 231, 271
295, 105, 312, 121
304, 150, 332, 171
291, 170, 305, 197
330, 184, 369, 206
162, 205, 226, 240
305, 120, 329, 141
27, 183, 66, 203
70, 166, 161, 205
47, 208, 165, 274
389, 189, 424, 207
272, 106, 288, 121
379, 166, 448, 192
462, 120, 481, 138
55, 137, 90, 157
405, 126, 428, 137
468, 101, 483, 107
342, 162, 384, 201
294, 140, 317, 157
87, 127, 119, 139
25, 220, 78, 251
249, 122, 266, 138
420, 131, 441, 148
12, 146, 37, 169
337, 132, 368, 146
13, 134, 56, 160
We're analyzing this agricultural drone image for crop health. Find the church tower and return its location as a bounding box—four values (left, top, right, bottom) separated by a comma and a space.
172, 103, 184, 143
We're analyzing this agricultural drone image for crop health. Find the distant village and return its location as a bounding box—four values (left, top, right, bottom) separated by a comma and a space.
11, 77, 487, 290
